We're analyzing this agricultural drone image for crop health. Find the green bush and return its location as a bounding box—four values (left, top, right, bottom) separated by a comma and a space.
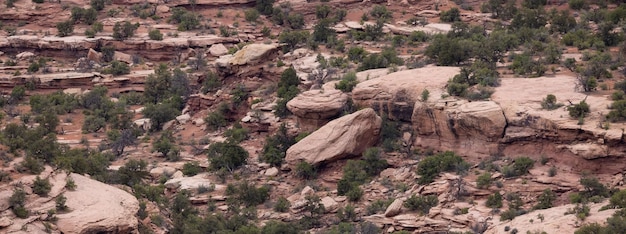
226, 181, 270, 206
10, 188, 28, 218
295, 161, 316, 180
274, 197, 290, 212
335, 72, 358, 92
403, 194, 438, 215
245, 9, 260, 22
255, 0, 275, 15
170, 7, 200, 31
116, 159, 149, 186
149, 29, 163, 40
568, 100, 590, 118
182, 162, 201, 176
207, 142, 248, 171
224, 123, 249, 143
90, 0, 106, 11
370, 5, 392, 22
112, 21, 139, 40
56, 20, 74, 37
610, 190, 626, 208
32, 176, 52, 196
541, 94, 564, 110
512, 156, 534, 176
102, 60, 130, 76
357, 47, 404, 71
416, 151, 465, 184
440, 8, 461, 22
205, 104, 229, 131
477, 172, 492, 189
142, 102, 181, 131
260, 124, 296, 166
486, 192, 503, 208
580, 176, 609, 199
534, 189, 556, 210
56, 194, 68, 211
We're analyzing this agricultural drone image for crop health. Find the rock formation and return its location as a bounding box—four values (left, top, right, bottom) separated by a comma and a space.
286, 108, 382, 166
286, 89, 348, 131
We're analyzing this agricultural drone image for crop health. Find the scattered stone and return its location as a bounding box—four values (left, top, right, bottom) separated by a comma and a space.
209, 43, 228, 56
264, 167, 279, 177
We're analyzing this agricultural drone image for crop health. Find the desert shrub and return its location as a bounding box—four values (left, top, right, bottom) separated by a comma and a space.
55, 194, 68, 211
149, 29, 163, 40
347, 47, 367, 62
403, 194, 438, 215
416, 151, 465, 184
367, 199, 393, 215
346, 187, 363, 201
224, 123, 249, 143
541, 94, 563, 110
245, 9, 260, 22
440, 8, 461, 22
81, 115, 106, 133
357, 47, 404, 71
580, 176, 609, 199
275, 67, 301, 117
509, 52, 546, 77
112, 21, 139, 40
116, 159, 149, 186
10, 188, 29, 218
274, 197, 290, 212
295, 161, 316, 180
278, 30, 309, 52
182, 162, 201, 176
260, 124, 296, 167
256, 0, 275, 15
477, 172, 493, 189
568, 100, 590, 118
607, 100, 626, 122
370, 5, 392, 22
568, 0, 586, 10
142, 102, 181, 131
90, 0, 106, 11
226, 181, 270, 206
170, 7, 200, 31
512, 156, 534, 176
534, 189, 556, 210
335, 72, 358, 92
32, 176, 52, 196
207, 142, 248, 171
337, 160, 369, 195
56, 20, 74, 37
102, 60, 130, 76
486, 192, 503, 208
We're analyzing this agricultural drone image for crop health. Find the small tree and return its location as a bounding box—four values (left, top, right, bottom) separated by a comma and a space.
245, 9, 260, 22
32, 176, 52, 196
56, 20, 74, 37
568, 99, 590, 119
534, 189, 556, 210
440, 8, 461, 22
541, 94, 563, 110
149, 29, 163, 41
207, 142, 248, 171
477, 172, 492, 189
9, 188, 29, 218
112, 21, 139, 40
403, 194, 438, 215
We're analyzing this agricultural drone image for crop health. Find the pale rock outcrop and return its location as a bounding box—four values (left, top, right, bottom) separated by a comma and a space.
264, 167, 279, 177
16, 51, 34, 60
320, 196, 338, 213
287, 89, 348, 130
353, 66, 460, 121
113, 51, 133, 64
165, 173, 224, 192
87, 48, 102, 62
486, 201, 616, 234
412, 100, 506, 157
384, 198, 404, 217
209, 43, 228, 56
216, 43, 280, 77
56, 173, 139, 234
286, 108, 382, 166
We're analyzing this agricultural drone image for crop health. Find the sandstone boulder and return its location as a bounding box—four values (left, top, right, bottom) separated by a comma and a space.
209, 43, 228, 56
56, 173, 139, 234
320, 196, 338, 213
113, 51, 133, 64
16, 51, 34, 60
286, 108, 382, 166
384, 198, 404, 217
287, 89, 348, 130
229, 43, 279, 66
87, 48, 102, 63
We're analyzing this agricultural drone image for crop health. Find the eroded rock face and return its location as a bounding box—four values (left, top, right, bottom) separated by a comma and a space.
286, 108, 382, 166
355, 69, 626, 173
287, 89, 348, 130
55, 173, 139, 234
412, 100, 506, 157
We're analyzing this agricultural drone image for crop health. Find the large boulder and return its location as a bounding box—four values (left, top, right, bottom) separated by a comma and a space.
55, 173, 139, 234
353, 66, 460, 121
216, 43, 280, 77
286, 108, 382, 166
286, 89, 348, 131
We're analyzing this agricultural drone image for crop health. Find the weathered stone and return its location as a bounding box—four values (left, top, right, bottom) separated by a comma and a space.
286, 108, 382, 166
384, 198, 404, 217
209, 43, 228, 56
320, 196, 338, 213
287, 89, 348, 130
